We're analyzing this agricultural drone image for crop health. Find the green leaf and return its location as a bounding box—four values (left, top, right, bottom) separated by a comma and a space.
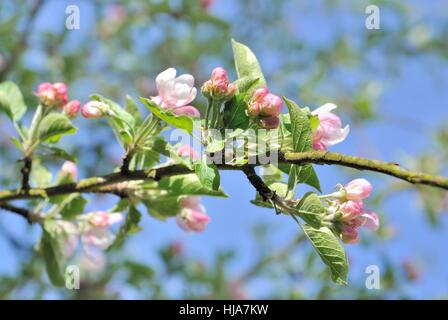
31, 160, 52, 187
40, 145, 76, 162
231, 39, 266, 88
143, 195, 180, 219
302, 224, 348, 285
110, 205, 142, 249
158, 174, 227, 197
0, 80, 27, 122
283, 97, 321, 192
37, 113, 77, 143
295, 192, 326, 228
223, 94, 249, 130
125, 95, 143, 125
140, 97, 194, 135
40, 220, 66, 287
10, 136, 23, 151
283, 97, 312, 153
195, 156, 220, 191
60, 194, 87, 219
234, 76, 260, 94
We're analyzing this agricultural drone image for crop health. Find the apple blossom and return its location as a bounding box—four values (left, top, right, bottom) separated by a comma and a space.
201, 67, 237, 101
176, 196, 210, 232
177, 144, 200, 161
87, 211, 123, 228
63, 99, 81, 118
311, 103, 349, 150
60, 161, 78, 181
81, 101, 107, 119
151, 68, 200, 117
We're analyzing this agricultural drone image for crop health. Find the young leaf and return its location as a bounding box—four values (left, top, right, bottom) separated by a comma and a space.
231, 39, 266, 88
110, 205, 142, 249
283, 97, 312, 153
31, 160, 52, 187
125, 95, 143, 125
39, 145, 77, 162
223, 94, 249, 130
143, 195, 180, 219
295, 192, 326, 228
0, 80, 27, 122
60, 194, 87, 219
283, 97, 321, 192
37, 113, 77, 143
195, 156, 221, 191
157, 174, 228, 197
140, 97, 194, 135
302, 224, 349, 285
40, 221, 66, 287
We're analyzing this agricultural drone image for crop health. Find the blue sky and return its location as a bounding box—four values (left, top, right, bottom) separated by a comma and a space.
1, 0, 447, 299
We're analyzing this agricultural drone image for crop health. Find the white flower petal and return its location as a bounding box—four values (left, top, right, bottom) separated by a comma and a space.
175, 74, 195, 87
156, 68, 177, 92
312, 103, 337, 116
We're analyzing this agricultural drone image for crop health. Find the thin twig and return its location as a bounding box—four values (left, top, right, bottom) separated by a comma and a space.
0, 203, 33, 224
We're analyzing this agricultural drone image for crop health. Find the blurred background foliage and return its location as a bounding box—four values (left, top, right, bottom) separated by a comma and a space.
0, 0, 447, 299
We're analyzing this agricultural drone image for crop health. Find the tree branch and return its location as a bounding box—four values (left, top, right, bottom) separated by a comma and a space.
0, 151, 446, 210
0, 203, 33, 224
20, 156, 32, 193
282, 151, 448, 190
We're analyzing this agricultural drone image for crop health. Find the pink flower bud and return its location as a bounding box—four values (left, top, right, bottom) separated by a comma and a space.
341, 225, 360, 244
88, 211, 123, 228
344, 178, 372, 201
311, 103, 349, 150
248, 102, 261, 116
211, 67, 228, 82
176, 208, 210, 232
61, 161, 78, 181
37, 82, 56, 106
176, 196, 210, 232
63, 100, 81, 118
340, 200, 364, 221
37, 82, 68, 107
53, 82, 68, 106
248, 87, 282, 123
252, 88, 269, 102
81, 101, 106, 119
201, 67, 236, 101
170, 240, 184, 256
259, 116, 280, 129
177, 145, 200, 161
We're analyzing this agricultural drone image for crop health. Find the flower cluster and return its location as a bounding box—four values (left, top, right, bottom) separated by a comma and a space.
326, 178, 379, 244
176, 196, 210, 232
37, 82, 80, 117
151, 68, 200, 117
247, 87, 283, 129
311, 103, 349, 151
201, 67, 236, 102
57, 211, 123, 264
